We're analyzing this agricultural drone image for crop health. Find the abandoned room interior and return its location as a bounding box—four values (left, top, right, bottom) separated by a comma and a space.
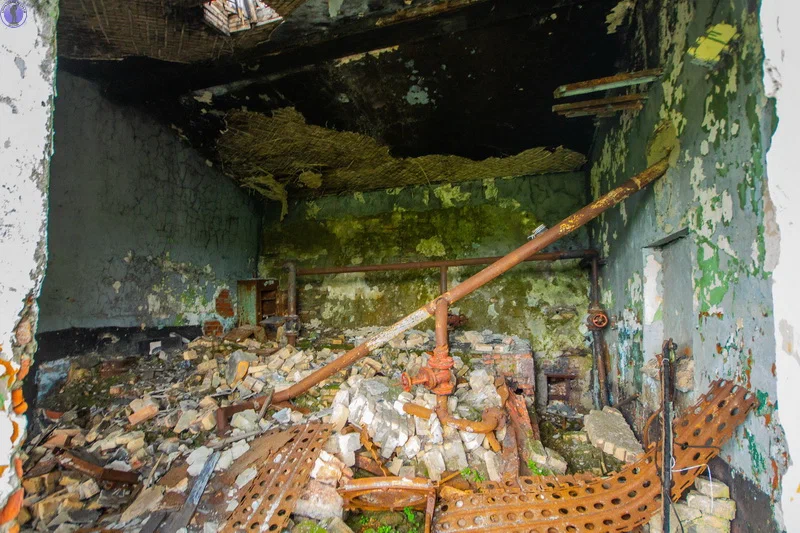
2, 0, 800, 531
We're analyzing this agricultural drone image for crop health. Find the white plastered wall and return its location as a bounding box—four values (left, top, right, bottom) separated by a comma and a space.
761, 1, 800, 529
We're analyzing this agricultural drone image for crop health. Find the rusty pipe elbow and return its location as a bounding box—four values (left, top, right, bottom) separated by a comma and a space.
402, 402, 501, 434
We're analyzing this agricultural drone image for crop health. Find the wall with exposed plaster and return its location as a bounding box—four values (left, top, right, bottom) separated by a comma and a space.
0, 0, 58, 522
761, 0, 800, 526
589, 0, 787, 523
261, 173, 598, 410
38, 72, 262, 332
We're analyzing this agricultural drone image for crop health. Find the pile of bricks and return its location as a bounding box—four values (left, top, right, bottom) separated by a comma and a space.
647, 476, 736, 533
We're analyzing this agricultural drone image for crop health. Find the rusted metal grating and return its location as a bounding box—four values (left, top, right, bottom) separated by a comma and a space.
222, 422, 332, 532
433, 379, 755, 533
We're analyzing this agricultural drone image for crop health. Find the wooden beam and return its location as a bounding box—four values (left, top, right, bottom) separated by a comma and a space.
553, 68, 662, 99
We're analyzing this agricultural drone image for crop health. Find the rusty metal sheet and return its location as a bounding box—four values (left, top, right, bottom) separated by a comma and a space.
433, 379, 755, 533
217, 426, 299, 486
222, 423, 332, 533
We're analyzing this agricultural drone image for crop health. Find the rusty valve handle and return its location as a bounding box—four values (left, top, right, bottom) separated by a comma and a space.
589, 310, 609, 329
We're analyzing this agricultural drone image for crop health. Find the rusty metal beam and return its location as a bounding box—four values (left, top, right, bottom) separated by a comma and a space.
553, 68, 663, 98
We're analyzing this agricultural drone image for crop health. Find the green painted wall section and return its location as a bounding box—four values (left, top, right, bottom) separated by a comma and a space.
260, 173, 592, 364
588, 0, 785, 503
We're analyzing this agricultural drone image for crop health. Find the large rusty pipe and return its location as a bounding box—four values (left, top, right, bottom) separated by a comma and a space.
296, 250, 598, 276
270, 158, 669, 404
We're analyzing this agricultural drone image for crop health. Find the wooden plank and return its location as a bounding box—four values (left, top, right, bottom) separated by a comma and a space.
553, 68, 662, 99
552, 93, 646, 113
159, 452, 220, 533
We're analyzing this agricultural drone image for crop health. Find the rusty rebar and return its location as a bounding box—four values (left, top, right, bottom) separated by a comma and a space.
265, 158, 670, 405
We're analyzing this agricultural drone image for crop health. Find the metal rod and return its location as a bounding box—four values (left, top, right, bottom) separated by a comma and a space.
265, 158, 669, 405
439, 265, 448, 293
296, 249, 598, 276
660, 340, 675, 533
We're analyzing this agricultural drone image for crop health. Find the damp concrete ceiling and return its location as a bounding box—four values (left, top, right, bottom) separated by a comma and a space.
60, 0, 626, 195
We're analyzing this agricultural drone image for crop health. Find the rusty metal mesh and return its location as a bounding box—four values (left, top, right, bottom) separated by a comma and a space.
217, 108, 587, 205
433, 379, 755, 533
222, 423, 332, 533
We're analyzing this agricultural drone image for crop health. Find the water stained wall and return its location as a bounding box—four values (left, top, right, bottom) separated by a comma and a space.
260, 172, 598, 409
38, 72, 262, 332
588, 0, 786, 519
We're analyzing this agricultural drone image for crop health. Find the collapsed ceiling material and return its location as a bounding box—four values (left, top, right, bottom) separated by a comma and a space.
57, 0, 302, 63
218, 108, 586, 213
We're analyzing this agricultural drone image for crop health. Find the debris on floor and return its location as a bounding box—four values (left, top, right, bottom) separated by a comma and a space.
22, 326, 755, 533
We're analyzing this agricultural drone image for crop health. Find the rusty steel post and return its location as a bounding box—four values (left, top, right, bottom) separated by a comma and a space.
401, 298, 455, 395
439, 265, 448, 293
589, 256, 610, 408
264, 158, 669, 405
285, 262, 298, 347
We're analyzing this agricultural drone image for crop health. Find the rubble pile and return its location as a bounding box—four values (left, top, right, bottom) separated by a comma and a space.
21, 325, 693, 533
646, 476, 737, 533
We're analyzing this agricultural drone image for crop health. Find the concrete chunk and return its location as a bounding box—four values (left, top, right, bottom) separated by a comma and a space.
583, 406, 643, 463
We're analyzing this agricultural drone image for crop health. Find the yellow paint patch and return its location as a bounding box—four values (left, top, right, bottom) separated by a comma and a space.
688, 23, 739, 66
335, 46, 399, 66
646, 121, 680, 167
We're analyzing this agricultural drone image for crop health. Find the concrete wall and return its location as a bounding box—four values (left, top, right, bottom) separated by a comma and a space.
261, 174, 599, 410
39, 72, 262, 332
588, 0, 787, 523
0, 0, 58, 523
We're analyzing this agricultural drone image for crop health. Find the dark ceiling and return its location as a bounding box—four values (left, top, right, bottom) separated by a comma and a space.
61, 0, 625, 184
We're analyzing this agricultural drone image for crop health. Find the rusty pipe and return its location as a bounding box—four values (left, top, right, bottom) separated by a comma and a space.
267, 158, 669, 405
401, 400, 502, 434
285, 261, 298, 347
434, 298, 448, 351
589, 256, 609, 407
297, 250, 598, 276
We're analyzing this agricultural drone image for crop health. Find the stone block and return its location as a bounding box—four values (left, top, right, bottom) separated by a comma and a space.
294, 480, 344, 520
694, 477, 730, 499
686, 491, 736, 520
686, 515, 731, 533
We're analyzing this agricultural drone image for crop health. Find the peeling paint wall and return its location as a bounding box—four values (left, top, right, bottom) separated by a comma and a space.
0, 0, 58, 523
589, 0, 787, 516
38, 72, 262, 332
261, 173, 598, 410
